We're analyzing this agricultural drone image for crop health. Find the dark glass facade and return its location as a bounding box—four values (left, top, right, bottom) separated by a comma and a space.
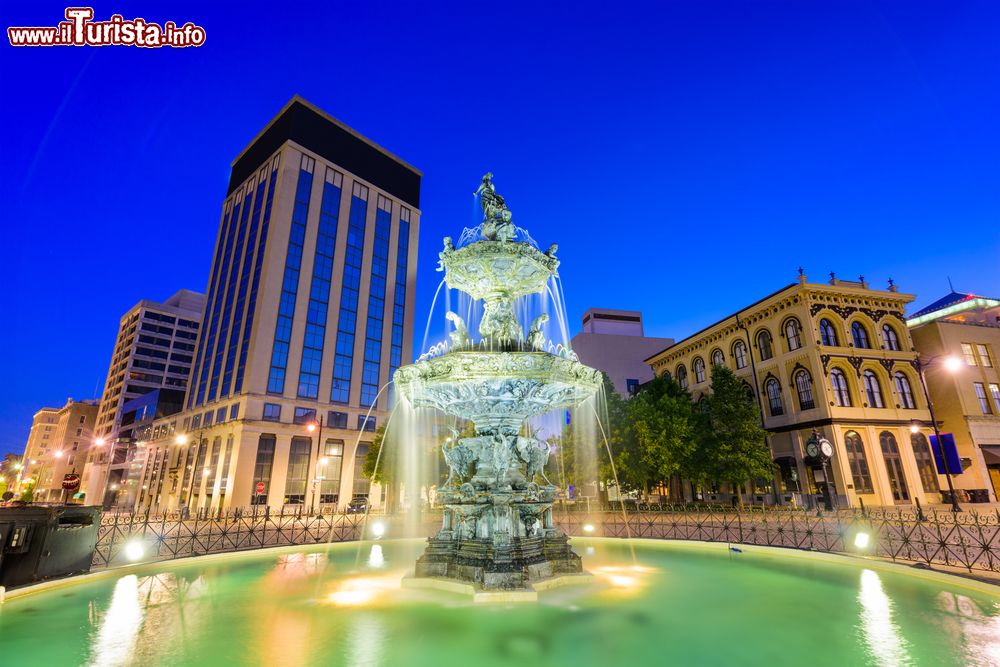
331, 183, 368, 404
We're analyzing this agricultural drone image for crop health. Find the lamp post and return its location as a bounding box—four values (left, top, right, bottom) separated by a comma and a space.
913, 354, 963, 512
307, 415, 325, 515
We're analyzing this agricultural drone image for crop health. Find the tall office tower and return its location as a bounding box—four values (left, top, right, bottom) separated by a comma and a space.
571, 308, 674, 396
94, 289, 206, 439
134, 97, 421, 513
85, 289, 204, 506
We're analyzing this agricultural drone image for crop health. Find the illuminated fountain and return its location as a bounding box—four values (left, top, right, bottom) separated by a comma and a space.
394, 173, 603, 598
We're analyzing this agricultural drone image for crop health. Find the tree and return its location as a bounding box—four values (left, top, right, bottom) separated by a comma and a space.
19, 480, 36, 503
698, 365, 773, 506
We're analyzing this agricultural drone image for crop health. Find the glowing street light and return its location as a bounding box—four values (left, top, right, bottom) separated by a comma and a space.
853, 531, 871, 549
914, 353, 965, 512
307, 423, 317, 433
95, 437, 106, 447
174, 434, 189, 445
54, 450, 64, 459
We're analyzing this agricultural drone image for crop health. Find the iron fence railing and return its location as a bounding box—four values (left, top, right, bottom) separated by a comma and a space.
91, 503, 1000, 577
554, 504, 1000, 575
92, 509, 372, 569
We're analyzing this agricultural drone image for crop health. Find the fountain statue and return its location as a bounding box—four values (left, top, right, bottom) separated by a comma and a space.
395, 174, 603, 598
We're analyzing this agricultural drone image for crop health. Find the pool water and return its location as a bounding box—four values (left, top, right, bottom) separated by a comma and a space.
0, 538, 997, 666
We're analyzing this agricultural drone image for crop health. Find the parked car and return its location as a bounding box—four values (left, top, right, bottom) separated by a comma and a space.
346, 497, 368, 514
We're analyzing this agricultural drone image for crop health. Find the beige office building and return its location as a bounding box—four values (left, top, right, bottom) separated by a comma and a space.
125, 97, 420, 513
646, 274, 944, 509
18, 399, 99, 502
908, 291, 1000, 502
570, 308, 673, 396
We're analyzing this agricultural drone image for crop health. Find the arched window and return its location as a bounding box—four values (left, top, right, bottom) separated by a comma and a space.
712, 349, 725, 367
852, 322, 871, 349
894, 372, 916, 409
879, 431, 910, 501
830, 369, 852, 407
733, 341, 747, 369
693, 357, 706, 383
882, 324, 901, 351
794, 369, 815, 410
863, 370, 884, 408
677, 365, 688, 390
757, 330, 773, 361
844, 431, 874, 493
662, 370, 672, 382
785, 319, 802, 351
910, 432, 940, 493
820, 319, 839, 346
765, 379, 783, 416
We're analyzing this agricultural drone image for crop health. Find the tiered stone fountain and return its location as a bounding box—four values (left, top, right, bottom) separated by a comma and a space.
395, 173, 603, 600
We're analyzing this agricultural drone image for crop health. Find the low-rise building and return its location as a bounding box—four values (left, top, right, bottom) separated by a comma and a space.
908, 291, 1000, 501
646, 273, 943, 509
18, 399, 99, 502
571, 308, 673, 397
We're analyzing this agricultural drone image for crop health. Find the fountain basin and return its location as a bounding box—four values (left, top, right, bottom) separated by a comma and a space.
394, 351, 603, 426
441, 240, 558, 300
1, 538, 997, 666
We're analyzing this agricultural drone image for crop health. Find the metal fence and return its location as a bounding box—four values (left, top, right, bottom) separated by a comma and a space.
92, 508, 371, 569
555, 504, 1000, 575
92, 503, 1000, 577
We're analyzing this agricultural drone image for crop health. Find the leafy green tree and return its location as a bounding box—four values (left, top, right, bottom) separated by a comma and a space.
628, 372, 700, 499
19, 480, 36, 503
698, 365, 772, 506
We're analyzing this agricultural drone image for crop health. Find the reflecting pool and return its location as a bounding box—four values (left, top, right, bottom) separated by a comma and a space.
1, 539, 997, 666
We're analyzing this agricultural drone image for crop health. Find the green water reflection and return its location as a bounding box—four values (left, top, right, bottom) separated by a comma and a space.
0, 539, 997, 666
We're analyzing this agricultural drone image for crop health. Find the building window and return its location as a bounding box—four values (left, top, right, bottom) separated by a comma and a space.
820, 319, 839, 346
991, 384, 1000, 414
879, 431, 910, 501
626, 378, 639, 396
733, 342, 747, 369
331, 183, 369, 404
882, 324, 901, 351
229, 404, 240, 420
251, 435, 276, 505
974, 383, 992, 414
320, 439, 344, 503
785, 319, 802, 351
910, 432, 939, 493
765, 379, 783, 416
236, 162, 280, 394
203, 411, 214, 427
353, 443, 371, 497
977, 344, 993, 368
794, 370, 815, 410
676, 365, 688, 390
359, 415, 376, 432
297, 168, 343, 399
863, 370, 884, 408
830, 369, 851, 407
293, 407, 317, 425
693, 358, 706, 383
711, 349, 724, 367
756, 330, 773, 361
284, 437, 311, 504
962, 343, 977, 366
360, 197, 392, 407
328, 411, 348, 429
851, 322, 870, 349
844, 430, 874, 493
389, 208, 411, 393
894, 372, 916, 409
267, 159, 315, 395
216, 407, 227, 424
262, 403, 281, 422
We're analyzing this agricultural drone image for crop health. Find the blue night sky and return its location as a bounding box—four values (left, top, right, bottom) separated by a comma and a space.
1, 1, 999, 454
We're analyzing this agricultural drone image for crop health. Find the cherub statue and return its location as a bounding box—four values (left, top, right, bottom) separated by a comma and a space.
436, 236, 454, 272
526, 313, 548, 350
545, 243, 558, 258
517, 436, 551, 484
445, 311, 471, 349
442, 439, 478, 487
480, 299, 522, 343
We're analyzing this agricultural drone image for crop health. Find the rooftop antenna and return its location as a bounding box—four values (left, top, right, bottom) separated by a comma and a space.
948, 276, 955, 292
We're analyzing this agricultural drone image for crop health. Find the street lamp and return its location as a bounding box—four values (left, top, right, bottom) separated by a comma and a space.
913, 354, 963, 512
308, 416, 324, 515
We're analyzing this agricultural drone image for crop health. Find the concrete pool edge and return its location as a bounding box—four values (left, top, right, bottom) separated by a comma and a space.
2, 536, 997, 604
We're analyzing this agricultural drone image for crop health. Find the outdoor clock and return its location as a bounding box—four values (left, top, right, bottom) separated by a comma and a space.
819, 439, 834, 458
805, 441, 820, 458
